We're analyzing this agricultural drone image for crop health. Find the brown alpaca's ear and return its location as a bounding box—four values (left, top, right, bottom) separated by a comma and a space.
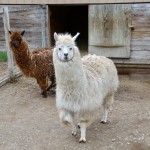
21, 30, 25, 36
9, 31, 12, 35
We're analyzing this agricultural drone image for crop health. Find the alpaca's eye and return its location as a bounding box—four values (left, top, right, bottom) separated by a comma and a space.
70, 47, 72, 50
59, 48, 61, 51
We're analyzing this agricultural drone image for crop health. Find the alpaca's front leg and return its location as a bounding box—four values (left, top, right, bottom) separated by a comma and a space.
79, 113, 93, 143
59, 109, 77, 136
79, 122, 87, 143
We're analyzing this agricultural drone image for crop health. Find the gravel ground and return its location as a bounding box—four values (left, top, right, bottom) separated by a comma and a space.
0, 74, 150, 150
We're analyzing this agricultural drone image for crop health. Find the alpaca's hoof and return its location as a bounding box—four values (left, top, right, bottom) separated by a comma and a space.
72, 131, 77, 137
101, 121, 107, 124
41, 91, 47, 98
42, 94, 47, 98
49, 89, 56, 95
77, 123, 80, 128
79, 138, 86, 143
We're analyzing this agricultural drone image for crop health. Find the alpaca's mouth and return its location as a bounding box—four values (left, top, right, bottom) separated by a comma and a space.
62, 58, 71, 62
59, 57, 73, 62
64, 56, 68, 61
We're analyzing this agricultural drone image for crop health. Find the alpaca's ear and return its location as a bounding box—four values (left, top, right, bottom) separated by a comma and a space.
9, 31, 11, 35
21, 30, 25, 36
72, 32, 80, 41
54, 32, 58, 41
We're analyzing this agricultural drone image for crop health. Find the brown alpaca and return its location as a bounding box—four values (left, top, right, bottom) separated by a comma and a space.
9, 31, 55, 98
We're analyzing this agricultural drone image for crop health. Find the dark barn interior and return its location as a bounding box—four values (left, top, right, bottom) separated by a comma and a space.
49, 5, 88, 52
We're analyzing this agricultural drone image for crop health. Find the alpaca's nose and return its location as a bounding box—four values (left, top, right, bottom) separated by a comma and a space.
11, 40, 17, 48
64, 53, 68, 57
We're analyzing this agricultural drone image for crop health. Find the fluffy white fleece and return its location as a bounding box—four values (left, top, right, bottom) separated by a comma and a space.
53, 33, 119, 142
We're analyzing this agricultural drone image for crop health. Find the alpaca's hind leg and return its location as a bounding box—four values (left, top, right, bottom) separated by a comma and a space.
47, 74, 56, 91
37, 78, 48, 98
101, 93, 114, 124
59, 109, 77, 136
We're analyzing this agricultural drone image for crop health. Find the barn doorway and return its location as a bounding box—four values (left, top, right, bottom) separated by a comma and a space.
49, 5, 88, 53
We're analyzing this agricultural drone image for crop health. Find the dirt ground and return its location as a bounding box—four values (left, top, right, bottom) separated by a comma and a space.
0, 62, 8, 81
0, 74, 150, 150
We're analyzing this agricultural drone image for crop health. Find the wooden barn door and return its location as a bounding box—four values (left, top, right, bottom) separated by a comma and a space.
89, 4, 132, 58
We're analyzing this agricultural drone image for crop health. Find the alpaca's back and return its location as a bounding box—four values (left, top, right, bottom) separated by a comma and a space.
30, 48, 54, 78
82, 55, 119, 98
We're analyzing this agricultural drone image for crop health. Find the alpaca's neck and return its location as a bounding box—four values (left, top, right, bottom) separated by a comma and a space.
55, 53, 87, 87
13, 41, 32, 74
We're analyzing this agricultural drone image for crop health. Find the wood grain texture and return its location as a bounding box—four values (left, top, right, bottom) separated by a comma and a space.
89, 4, 131, 58
130, 4, 150, 61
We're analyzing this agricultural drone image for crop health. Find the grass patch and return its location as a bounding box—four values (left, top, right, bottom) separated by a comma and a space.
0, 51, 7, 62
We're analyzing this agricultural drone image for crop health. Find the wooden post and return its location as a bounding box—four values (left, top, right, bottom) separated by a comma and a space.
3, 7, 15, 79
41, 5, 46, 47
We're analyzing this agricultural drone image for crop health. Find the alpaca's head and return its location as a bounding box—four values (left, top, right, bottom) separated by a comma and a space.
9, 31, 25, 49
54, 32, 80, 62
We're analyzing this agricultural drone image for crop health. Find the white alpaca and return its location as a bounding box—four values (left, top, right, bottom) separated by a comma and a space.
53, 32, 119, 143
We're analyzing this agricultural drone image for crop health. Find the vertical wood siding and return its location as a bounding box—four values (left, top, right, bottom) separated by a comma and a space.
130, 4, 150, 60
0, 5, 47, 51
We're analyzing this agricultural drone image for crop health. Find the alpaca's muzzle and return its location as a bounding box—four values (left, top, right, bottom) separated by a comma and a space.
11, 40, 18, 48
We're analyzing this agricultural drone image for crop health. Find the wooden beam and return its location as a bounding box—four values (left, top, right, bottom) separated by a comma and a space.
0, 0, 150, 4
3, 6, 15, 79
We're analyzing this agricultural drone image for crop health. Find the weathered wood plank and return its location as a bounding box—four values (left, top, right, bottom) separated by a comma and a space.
131, 39, 150, 46
132, 31, 150, 39
132, 26, 150, 32
113, 58, 150, 65
131, 5, 150, 30
132, 4, 150, 8
131, 45, 150, 51
131, 50, 150, 59
0, 5, 41, 13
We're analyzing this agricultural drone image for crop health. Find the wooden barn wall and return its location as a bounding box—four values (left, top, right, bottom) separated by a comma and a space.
0, 4, 150, 65
130, 4, 150, 61
0, 5, 48, 51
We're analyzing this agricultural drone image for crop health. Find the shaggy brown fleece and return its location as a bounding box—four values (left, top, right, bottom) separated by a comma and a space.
9, 31, 55, 98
